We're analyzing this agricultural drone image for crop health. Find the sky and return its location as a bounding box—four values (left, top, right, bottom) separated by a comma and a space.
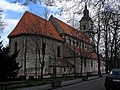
0, 0, 60, 46
0, 0, 28, 46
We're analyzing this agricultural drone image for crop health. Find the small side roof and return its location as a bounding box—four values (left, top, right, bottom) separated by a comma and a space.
69, 45, 98, 60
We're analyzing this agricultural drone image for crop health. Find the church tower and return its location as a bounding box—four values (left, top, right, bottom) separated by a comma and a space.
79, 4, 94, 37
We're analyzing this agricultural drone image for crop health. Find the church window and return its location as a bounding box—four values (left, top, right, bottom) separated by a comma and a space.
84, 59, 86, 67
53, 68, 56, 75
42, 43, 46, 55
14, 42, 17, 52
76, 42, 79, 47
91, 60, 93, 67
63, 68, 66, 72
57, 46, 61, 57
69, 39, 71, 44
82, 43, 84, 49
83, 24, 86, 29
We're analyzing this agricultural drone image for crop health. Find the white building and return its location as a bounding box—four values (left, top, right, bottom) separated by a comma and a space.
8, 5, 105, 78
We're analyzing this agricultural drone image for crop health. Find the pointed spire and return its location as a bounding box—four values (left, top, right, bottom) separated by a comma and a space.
85, 4, 87, 9
83, 3, 89, 17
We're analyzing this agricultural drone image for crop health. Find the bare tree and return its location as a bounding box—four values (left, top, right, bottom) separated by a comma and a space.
96, 9, 102, 76
92, 5, 104, 76
109, 12, 120, 69
22, 8, 50, 80
88, 0, 120, 74
48, 40, 58, 78
98, 6, 120, 72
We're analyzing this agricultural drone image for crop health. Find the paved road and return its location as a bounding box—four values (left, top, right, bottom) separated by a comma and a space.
53, 78, 106, 90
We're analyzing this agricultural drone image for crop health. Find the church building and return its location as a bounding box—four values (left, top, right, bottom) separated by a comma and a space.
8, 5, 105, 78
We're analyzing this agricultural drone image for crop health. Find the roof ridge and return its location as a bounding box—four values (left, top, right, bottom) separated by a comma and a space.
8, 11, 28, 37
8, 11, 48, 37
52, 16, 77, 30
51, 15, 92, 44
52, 15, 87, 35
25, 11, 48, 22
8, 11, 63, 41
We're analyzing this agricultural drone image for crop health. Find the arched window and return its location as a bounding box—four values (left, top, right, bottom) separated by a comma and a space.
42, 43, 46, 55
82, 43, 84, 49
91, 60, 93, 67
14, 42, 17, 52
83, 24, 86, 29
79, 42, 81, 48
63, 68, 66, 72
84, 59, 86, 67
69, 39, 71, 44
73, 40, 75, 45
57, 46, 61, 57
76, 42, 79, 47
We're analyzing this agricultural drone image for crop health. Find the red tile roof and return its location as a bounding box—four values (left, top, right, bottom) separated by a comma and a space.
8, 11, 63, 41
52, 16, 93, 44
49, 58, 74, 67
70, 45, 98, 60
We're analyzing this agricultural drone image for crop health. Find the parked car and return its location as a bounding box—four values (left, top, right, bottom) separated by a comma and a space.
104, 69, 120, 90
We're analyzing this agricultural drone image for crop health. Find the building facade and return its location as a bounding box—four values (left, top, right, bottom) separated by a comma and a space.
8, 5, 105, 78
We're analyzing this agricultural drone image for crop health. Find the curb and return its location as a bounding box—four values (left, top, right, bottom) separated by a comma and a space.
15, 76, 103, 90
47, 76, 100, 90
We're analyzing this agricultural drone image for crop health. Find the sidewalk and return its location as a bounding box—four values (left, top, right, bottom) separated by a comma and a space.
15, 76, 100, 90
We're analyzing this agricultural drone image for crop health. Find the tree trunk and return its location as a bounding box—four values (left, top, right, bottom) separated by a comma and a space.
41, 57, 45, 81
80, 58, 83, 77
